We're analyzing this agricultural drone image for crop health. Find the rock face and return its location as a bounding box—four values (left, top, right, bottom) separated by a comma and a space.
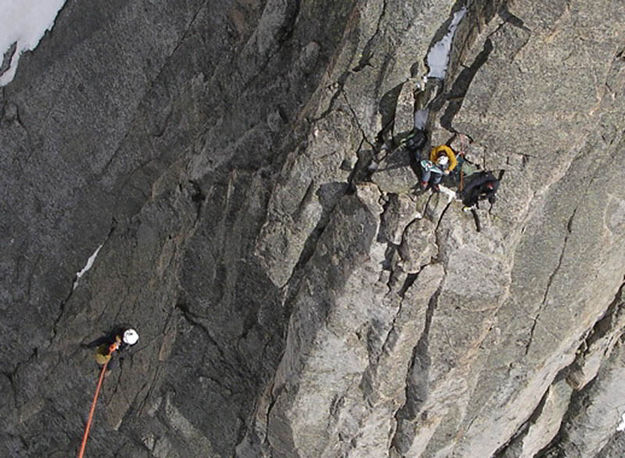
1, 0, 625, 457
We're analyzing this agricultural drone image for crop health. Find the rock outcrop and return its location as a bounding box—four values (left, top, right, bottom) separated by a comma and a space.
1, 0, 625, 457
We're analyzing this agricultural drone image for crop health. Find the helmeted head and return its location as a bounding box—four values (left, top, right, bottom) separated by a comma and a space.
122, 328, 139, 346
436, 155, 449, 167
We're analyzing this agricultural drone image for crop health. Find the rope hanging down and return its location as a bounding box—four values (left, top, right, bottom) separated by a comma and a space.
77, 341, 119, 458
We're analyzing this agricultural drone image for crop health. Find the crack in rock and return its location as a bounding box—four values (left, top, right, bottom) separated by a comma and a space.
525, 207, 578, 356
391, 283, 443, 454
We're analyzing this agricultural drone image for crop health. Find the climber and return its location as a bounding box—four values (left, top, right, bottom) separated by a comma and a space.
85, 327, 139, 367
419, 144, 458, 192
461, 171, 500, 211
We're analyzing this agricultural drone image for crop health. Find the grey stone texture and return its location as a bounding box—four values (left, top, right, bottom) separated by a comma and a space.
2, 0, 625, 457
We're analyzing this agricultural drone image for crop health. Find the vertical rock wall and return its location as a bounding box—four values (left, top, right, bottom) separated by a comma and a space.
1, 0, 625, 456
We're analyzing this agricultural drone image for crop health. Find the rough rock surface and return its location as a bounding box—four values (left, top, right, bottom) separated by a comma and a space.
1, 0, 625, 457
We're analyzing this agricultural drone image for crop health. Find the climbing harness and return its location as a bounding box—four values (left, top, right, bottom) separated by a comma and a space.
77, 340, 120, 458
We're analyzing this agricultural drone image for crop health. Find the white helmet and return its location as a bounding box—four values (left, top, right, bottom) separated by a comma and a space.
123, 328, 139, 345
436, 155, 449, 166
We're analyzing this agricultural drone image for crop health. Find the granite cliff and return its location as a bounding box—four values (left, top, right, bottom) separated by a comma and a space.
1, 0, 625, 456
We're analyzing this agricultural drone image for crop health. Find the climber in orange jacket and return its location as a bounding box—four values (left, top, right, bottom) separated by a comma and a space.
419, 144, 458, 191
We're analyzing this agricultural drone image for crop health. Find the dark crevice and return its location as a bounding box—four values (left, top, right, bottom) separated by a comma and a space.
8, 101, 38, 173
535, 377, 600, 458
352, 0, 387, 73
263, 377, 280, 441
399, 271, 420, 298
434, 200, 453, 234
286, 197, 340, 286
527, 285, 625, 456
283, 137, 372, 290
351, 139, 379, 185
0, 42, 17, 76
580, 282, 625, 354
492, 364, 574, 458
341, 90, 375, 148
240, 0, 301, 92
497, 3, 531, 32
391, 283, 443, 454
526, 208, 578, 355
565, 279, 625, 385
374, 268, 423, 374
493, 383, 552, 457
382, 243, 397, 271
525, 314, 540, 356
310, 72, 350, 123
295, 198, 357, 279
377, 193, 396, 243
294, 179, 316, 220
51, 288, 76, 340
421, 192, 436, 221
377, 82, 404, 144
440, 38, 493, 131
541, 207, 577, 306
187, 179, 207, 220
440, 0, 533, 132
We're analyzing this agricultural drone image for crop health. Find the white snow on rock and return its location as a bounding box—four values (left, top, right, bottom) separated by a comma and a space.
618, 412, 625, 432
426, 7, 467, 79
0, 0, 67, 86
414, 109, 429, 130
73, 244, 103, 290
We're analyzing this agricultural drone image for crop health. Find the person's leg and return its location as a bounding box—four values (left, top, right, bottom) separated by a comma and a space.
430, 171, 444, 192
462, 189, 479, 211
420, 167, 431, 189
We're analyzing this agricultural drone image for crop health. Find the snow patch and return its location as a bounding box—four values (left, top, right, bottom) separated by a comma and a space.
73, 244, 103, 290
426, 7, 467, 79
0, 0, 67, 86
618, 412, 625, 432
414, 109, 429, 130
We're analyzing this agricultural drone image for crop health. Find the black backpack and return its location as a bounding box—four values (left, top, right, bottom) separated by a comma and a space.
405, 129, 427, 153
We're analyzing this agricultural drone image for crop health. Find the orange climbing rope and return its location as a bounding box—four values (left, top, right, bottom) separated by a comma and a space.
77, 341, 119, 458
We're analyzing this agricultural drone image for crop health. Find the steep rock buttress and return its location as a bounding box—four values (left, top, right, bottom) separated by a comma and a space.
1, 0, 625, 457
